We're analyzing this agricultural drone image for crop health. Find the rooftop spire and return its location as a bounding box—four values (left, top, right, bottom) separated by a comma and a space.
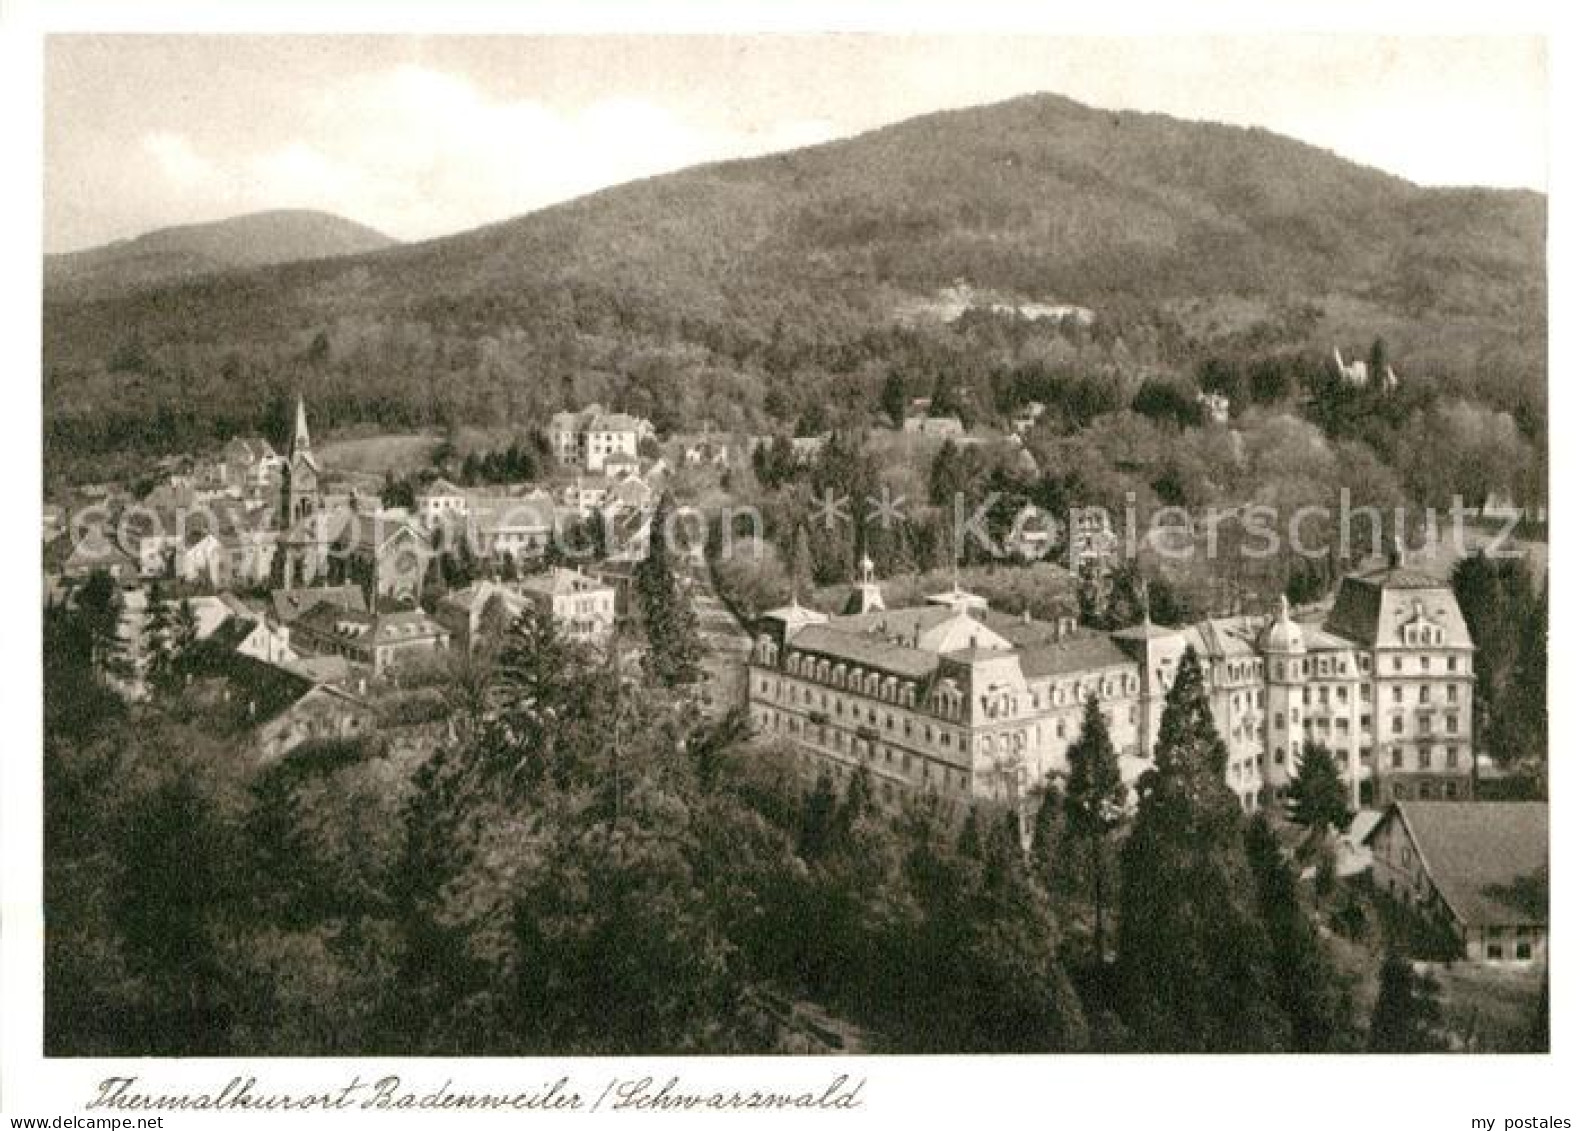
293, 394, 312, 456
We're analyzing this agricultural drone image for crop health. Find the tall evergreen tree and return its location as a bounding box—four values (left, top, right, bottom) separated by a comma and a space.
1287, 743, 1351, 833
1064, 694, 1126, 959
1368, 953, 1447, 1052
634, 492, 703, 688
1116, 645, 1290, 1051
1244, 815, 1352, 1051
76, 569, 132, 684
1028, 774, 1067, 900
880, 370, 909, 428
141, 583, 176, 695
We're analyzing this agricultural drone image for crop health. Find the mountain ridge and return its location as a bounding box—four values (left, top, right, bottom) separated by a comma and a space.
45, 209, 399, 300
41, 92, 1545, 476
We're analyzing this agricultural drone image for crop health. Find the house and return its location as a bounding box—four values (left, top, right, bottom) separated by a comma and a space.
434, 579, 531, 650
517, 567, 617, 642
415, 478, 469, 528
61, 532, 138, 581
466, 496, 554, 562
670, 431, 732, 469
269, 584, 368, 626
556, 477, 612, 514
549, 405, 653, 472
222, 436, 284, 492
1364, 802, 1548, 964
1332, 347, 1400, 391
602, 450, 642, 479
1196, 391, 1231, 424
1004, 505, 1061, 562
288, 604, 451, 675
185, 650, 374, 762
902, 415, 965, 439
194, 613, 296, 666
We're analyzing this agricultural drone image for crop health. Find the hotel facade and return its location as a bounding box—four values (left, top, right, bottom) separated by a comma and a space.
746, 563, 1474, 815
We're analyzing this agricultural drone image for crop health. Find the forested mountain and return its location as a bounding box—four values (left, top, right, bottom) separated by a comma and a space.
45, 209, 397, 301
42, 93, 1545, 480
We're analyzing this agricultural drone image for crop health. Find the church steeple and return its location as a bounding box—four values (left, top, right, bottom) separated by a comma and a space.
292, 394, 312, 458
283, 393, 321, 526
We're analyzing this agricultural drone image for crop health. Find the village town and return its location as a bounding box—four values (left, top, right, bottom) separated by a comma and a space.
30, 37, 1551, 1063
43, 377, 1547, 1051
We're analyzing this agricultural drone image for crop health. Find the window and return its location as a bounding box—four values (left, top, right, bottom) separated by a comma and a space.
1275, 712, 1285, 731
1417, 747, 1431, 770
1516, 943, 1532, 960
1447, 714, 1459, 734
1419, 685, 1430, 704
1393, 657, 1403, 672
1391, 748, 1404, 769
1420, 656, 1430, 672
1486, 944, 1504, 961
1447, 685, 1458, 703
1392, 717, 1403, 735
1392, 687, 1403, 704
1448, 656, 1458, 672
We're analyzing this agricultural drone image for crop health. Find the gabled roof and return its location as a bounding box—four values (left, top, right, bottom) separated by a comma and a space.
1323, 569, 1472, 650
437, 579, 530, 615
200, 615, 266, 655
786, 622, 942, 680
270, 584, 367, 624
468, 496, 555, 533
420, 478, 467, 498
1365, 802, 1548, 927
295, 604, 449, 648
63, 535, 137, 571
517, 567, 612, 598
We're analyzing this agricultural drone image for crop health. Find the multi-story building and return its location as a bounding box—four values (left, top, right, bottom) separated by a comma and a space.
745, 562, 1475, 816
517, 567, 617, 643
549, 405, 652, 473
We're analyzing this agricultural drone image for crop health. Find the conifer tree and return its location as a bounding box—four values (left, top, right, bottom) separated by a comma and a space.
1064, 693, 1127, 959
1028, 773, 1067, 899
1116, 646, 1290, 1051
141, 583, 176, 695
1368, 953, 1446, 1052
77, 569, 132, 684
1245, 814, 1351, 1051
1287, 743, 1351, 833
634, 492, 703, 688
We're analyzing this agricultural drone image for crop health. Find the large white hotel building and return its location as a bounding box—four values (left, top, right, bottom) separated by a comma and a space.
746, 559, 1475, 814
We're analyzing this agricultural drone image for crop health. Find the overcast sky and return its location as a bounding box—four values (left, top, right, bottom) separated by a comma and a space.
43, 35, 1547, 253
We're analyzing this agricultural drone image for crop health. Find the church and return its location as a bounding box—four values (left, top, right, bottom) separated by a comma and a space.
275, 396, 433, 603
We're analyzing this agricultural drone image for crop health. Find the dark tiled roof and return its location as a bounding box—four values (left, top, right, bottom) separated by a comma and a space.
1368, 802, 1548, 927
270, 585, 367, 624
1323, 571, 1471, 649
1020, 633, 1134, 678
787, 623, 941, 680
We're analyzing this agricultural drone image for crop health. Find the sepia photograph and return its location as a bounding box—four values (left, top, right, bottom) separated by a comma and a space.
2, 9, 1568, 1123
